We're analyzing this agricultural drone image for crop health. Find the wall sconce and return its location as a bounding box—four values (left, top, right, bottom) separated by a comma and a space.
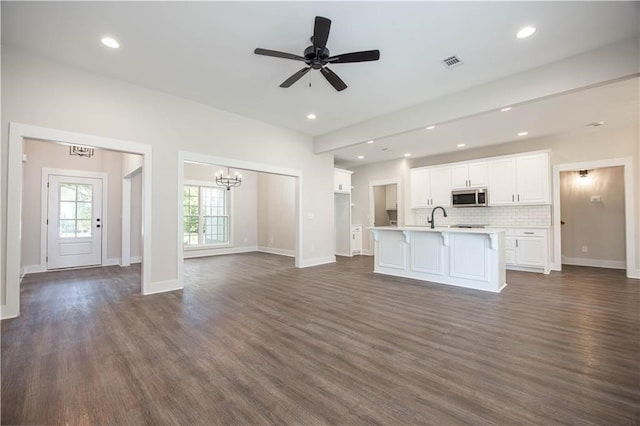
579, 170, 588, 178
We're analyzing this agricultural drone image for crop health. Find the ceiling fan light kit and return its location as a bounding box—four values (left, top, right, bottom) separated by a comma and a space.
254, 16, 380, 92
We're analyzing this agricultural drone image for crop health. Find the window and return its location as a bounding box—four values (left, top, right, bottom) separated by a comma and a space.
183, 184, 229, 246
59, 183, 93, 238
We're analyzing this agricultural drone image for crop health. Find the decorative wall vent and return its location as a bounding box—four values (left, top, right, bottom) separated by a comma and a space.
441, 55, 463, 69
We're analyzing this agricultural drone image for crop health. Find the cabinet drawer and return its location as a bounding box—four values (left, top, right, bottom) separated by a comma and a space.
514, 229, 546, 237
351, 226, 363, 232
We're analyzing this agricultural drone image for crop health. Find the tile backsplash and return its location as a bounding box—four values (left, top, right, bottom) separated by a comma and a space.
414, 205, 552, 227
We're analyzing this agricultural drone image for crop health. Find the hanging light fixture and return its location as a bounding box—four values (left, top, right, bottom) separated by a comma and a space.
579, 169, 589, 178
215, 167, 242, 190
69, 145, 94, 158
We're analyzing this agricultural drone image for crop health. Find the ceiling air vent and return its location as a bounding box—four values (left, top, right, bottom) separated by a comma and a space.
441, 55, 463, 69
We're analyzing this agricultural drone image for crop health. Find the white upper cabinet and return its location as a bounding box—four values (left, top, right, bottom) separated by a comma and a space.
410, 168, 430, 208
516, 154, 550, 204
334, 168, 352, 193
430, 167, 452, 206
487, 158, 517, 205
410, 166, 451, 208
451, 161, 488, 189
488, 153, 549, 205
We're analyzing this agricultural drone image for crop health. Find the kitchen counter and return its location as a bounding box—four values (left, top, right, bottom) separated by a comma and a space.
368, 226, 506, 293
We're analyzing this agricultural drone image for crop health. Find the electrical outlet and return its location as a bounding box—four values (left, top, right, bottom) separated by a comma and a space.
582, 245, 588, 253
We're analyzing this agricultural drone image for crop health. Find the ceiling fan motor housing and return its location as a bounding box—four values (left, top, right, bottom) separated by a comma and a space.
304, 45, 330, 69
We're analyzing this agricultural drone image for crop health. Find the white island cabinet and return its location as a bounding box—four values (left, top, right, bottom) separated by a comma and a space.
369, 226, 506, 293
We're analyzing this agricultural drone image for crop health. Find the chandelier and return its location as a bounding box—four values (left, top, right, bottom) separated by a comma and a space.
215, 167, 242, 190
69, 145, 94, 158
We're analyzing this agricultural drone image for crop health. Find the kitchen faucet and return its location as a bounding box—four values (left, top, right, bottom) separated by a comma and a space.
428, 206, 448, 229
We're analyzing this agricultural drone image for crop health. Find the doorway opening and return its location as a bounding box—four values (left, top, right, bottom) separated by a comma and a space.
177, 151, 302, 288
560, 166, 626, 270
552, 157, 636, 278
367, 178, 401, 254
4, 123, 152, 319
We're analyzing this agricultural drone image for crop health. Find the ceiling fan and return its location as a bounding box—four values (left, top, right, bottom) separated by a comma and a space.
254, 16, 380, 92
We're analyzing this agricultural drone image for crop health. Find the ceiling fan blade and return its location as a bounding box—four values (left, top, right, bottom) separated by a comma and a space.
280, 67, 311, 88
327, 50, 381, 64
320, 66, 347, 92
313, 16, 331, 52
254, 48, 306, 62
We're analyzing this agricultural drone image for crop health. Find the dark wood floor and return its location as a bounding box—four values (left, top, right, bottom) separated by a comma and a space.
2, 254, 638, 425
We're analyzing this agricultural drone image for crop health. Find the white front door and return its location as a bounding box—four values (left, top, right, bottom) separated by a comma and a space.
47, 174, 103, 269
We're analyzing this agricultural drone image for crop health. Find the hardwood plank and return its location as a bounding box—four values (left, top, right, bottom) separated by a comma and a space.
2, 255, 638, 424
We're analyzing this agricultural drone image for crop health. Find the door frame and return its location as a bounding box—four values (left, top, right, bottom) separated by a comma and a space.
41, 168, 109, 270
121, 165, 142, 267
4, 123, 153, 319
552, 157, 637, 278
369, 178, 402, 228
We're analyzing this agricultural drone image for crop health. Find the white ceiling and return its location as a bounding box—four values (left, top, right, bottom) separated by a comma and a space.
333, 76, 640, 167
2, 1, 639, 141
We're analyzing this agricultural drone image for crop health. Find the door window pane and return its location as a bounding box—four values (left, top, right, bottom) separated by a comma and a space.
59, 220, 76, 238
77, 202, 92, 220
76, 220, 92, 237
77, 185, 92, 201
60, 184, 76, 201
60, 201, 76, 219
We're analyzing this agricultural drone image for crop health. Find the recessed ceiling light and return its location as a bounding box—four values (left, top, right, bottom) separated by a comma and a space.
518, 131, 528, 136
101, 37, 120, 49
500, 107, 512, 112
403, 153, 412, 157
306, 113, 316, 120
457, 143, 466, 148
366, 140, 374, 144
357, 155, 364, 159
516, 26, 536, 39
426, 125, 436, 130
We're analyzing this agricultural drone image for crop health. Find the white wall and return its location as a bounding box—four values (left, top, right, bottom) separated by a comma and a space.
2, 47, 335, 305
21, 139, 124, 269
183, 162, 258, 257
258, 173, 296, 255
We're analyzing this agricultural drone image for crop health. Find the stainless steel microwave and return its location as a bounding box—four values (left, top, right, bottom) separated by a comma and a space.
452, 188, 488, 207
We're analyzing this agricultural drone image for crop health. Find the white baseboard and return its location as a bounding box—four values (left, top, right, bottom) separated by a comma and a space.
183, 246, 258, 259
22, 264, 46, 275
144, 279, 182, 295
1, 305, 20, 320
562, 256, 626, 270
298, 255, 336, 268
130, 256, 142, 264
627, 269, 640, 279
361, 249, 374, 256
104, 258, 120, 267
258, 246, 295, 257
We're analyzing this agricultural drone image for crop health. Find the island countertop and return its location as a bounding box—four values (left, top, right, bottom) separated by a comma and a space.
368, 225, 507, 293
368, 226, 505, 235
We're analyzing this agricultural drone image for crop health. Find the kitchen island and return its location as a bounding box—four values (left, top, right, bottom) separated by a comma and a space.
369, 226, 506, 293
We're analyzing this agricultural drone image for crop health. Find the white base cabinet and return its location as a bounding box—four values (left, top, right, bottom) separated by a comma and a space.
503, 228, 549, 273
351, 225, 362, 255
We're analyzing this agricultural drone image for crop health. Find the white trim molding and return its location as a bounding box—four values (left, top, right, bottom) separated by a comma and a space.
184, 246, 258, 259
552, 157, 636, 279
298, 255, 336, 268
561, 256, 626, 270
146, 279, 182, 295
257, 247, 296, 257
3, 123, 153, 319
